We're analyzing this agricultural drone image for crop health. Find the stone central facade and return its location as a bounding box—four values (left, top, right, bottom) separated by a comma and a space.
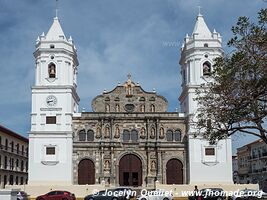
72, 77, 187, 187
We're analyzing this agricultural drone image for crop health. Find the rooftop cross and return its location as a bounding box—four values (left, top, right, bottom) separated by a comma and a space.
197, 5, 202, 16
127, 73, 132, 80
55, 0, 59, 18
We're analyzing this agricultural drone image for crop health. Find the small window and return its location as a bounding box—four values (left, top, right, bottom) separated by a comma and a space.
50, 44, 55, 48
11, 141, 14, 152
22, 145, 24, 155
105, 97, 110, 101
21, 160, 24, 171
5, 139, 8, 150
87, 130, 94, 141
205, 148, 215, 156
131, 130, 138, 142
174, 130, 182, 141
20, 177, 24, 185
125, 104, 135, 112
46, 147, 55, 155
183, 69, 186, 83
79, 130, 86, 141
115, 97, 120, 101
166, 130, 173, 141
123, 130, 130, 142
16, 143, 19, 154
48, 63, 56, 78
46, 116, 56, 124
139, 97, 145, 101
149, 96, 156, 101
204, 43, 208, 47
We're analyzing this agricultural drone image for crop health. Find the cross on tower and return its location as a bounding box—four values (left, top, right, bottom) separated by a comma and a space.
197, 6, 202, 15
55, 0, 59, 18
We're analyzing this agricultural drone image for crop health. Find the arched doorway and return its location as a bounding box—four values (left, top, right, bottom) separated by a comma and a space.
166, 159, 183, 184
119, 154, 142, 186
78, 159, 95, 185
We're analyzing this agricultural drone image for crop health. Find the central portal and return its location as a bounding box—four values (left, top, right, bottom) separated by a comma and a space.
119, 154, 142, 186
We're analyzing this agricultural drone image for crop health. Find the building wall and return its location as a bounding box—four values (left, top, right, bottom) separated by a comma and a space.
0, 125, 28, 188
237, 139, 267, 190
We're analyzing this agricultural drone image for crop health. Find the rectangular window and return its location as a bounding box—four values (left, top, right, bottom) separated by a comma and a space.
205, 148, 215, 156
46, 116, 56, 124
46, 147, 55, 155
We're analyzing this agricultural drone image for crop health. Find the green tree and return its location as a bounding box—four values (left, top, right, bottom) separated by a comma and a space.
195, 9, 267, 144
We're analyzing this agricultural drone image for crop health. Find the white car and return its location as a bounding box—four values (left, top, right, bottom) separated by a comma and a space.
137, 189, 173, 200
230, 189, 263, 200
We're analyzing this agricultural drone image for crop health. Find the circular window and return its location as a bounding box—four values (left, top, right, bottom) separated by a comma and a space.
125, 104, 135, 112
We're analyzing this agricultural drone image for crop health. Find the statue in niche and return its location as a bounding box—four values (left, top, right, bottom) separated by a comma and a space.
114, 126, 120, 138
96, 127, 101, 138
140, 127, 146, 139
104, 160, 110, 170
150, 127, 155, 139
140, 104, 145, 112
115, 104, 120, 112
151, 160, 156, 171
159, 127, 164, 138
105, 104, 110, 112
105, 126, 110, 138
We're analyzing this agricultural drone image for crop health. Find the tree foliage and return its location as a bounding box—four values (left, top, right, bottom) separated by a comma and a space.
195, 9, 267, 144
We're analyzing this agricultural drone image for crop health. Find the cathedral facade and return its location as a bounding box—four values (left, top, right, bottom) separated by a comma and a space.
28, 12, 233, 187
72, 76, 187, 186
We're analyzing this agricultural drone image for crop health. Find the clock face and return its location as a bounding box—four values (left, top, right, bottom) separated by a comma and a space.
46, 95, 57, 107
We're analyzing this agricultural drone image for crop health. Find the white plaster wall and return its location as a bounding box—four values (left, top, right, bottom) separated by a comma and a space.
28, 133, 73, 185
188, 137, 233, 184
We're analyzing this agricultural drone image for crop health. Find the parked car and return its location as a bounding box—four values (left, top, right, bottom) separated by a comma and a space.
36, 190, 76, 200
229, 189, 264, 200
262, 190, 267, 199
17, 191, 28, 200
84, 188, 133, 200
137, 189, 173, 200
198, 188, 226, 200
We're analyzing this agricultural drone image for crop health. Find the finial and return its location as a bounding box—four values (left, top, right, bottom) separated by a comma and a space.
127, 73, 131, 80
55, 0, 59, 19
197, 6, 202, 16
68, 36, 73, 43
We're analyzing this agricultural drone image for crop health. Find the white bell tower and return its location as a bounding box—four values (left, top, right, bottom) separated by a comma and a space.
179, 13, 233, 184
29, 16, 79, 185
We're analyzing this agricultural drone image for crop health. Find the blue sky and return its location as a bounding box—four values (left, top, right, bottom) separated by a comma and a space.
0, 0, 265, 153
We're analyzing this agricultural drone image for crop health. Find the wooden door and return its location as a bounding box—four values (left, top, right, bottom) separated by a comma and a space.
166, 159, 183, 184
119, 154, 142, 186
78, 159, 95, 185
